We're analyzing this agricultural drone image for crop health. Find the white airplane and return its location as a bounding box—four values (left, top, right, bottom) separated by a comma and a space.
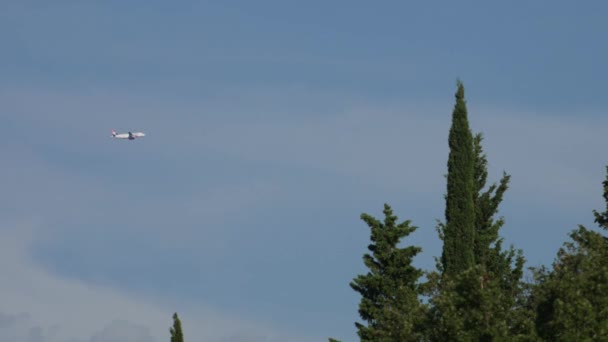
111, 129, 146, 140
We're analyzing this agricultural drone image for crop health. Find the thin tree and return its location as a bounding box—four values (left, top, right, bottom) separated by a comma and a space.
170, 312, 184, 342
428, 82, 528, 341
440, 80, 476, 276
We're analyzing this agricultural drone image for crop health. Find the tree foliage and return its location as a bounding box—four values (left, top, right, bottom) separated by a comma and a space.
428, 82, 528, 341
441, 80, 476, 276
593, 166, 608, 229
170, 312, 184, 342
473, 132, 511, 269
533, 167, 608, 341
350, 204, 425, 341
336, 81, 608, 342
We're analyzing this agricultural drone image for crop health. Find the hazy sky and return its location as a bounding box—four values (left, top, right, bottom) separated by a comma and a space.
1, 1, 607, 341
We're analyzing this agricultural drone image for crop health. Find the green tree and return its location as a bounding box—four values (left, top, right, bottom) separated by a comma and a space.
593, 166, 608, 229
426, 266, 495, 341
473, 132, 511, 268
533, 166, 608, 341
427, 249, 528, 341
472, 133, 531, 339
441, 80, 476, 276
533, 227, 608, 341
170, 312, 184, 342
427, 83, 529, 341
350, 204, 425, 342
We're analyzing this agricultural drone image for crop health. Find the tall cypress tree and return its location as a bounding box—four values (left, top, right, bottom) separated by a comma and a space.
170, 312, 184, 342
428, 84, 529, 341
441, 80, 476, 276
350, 204, 425, 341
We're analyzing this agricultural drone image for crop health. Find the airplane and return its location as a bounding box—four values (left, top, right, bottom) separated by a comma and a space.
111, 129, 146, 140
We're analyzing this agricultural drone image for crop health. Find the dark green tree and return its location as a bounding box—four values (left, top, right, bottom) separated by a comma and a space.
426, 266, 497, 341
473, 132, 511, 268
170, 312, 184, 342
472, 133, 531, 338
593, 166, 608, 229
533, 227, 608, 341
427, 244, 529, 341
350, 204, 425, 342
441, 80, 476, 276
427, 84, 529, 341
533, 166, 608, 341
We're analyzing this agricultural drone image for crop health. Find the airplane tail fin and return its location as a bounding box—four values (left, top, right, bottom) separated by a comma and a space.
111, 129, 116, 137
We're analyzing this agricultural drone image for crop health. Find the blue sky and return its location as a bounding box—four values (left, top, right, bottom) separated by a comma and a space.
1, 1, 607, 341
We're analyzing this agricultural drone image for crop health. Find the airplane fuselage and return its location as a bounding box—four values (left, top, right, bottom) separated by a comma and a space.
112, 130, 145, 140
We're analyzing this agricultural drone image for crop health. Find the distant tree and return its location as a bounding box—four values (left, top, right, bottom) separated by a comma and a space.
440, 80, 476, 276
170, 313, 184, 342
533, 166, 608, 341
350, 204, 425, 341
